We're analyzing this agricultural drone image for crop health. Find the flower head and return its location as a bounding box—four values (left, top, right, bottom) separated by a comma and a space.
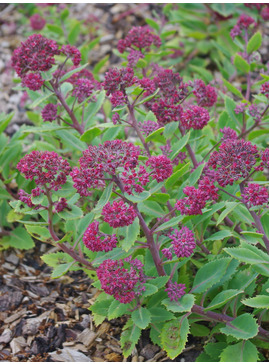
12, 34, 59, 76
83, 221, 117, 252
230, 14, 256, 39
117, 26, 161, 53
260, 82, 269, 98
17, 151, 71, 191
72, 78, 95, 103
242, 184, 268, 207
193, 79, 217, 107
102, 199, 137, 228
60, 45, 81, 66
21, 72, 44, 90
41, 103, 58, 122
96, 258, 146, 303
165, 281, 186, 301
54, 198, 68, 213
181, 105, 210, 130
151, 98, 182, 125
138, 120, 159, 136
208, 139, 260, 187
169, 227, 196, 258
30, 14, 46, 30
103, 67, 137, 96
220, 127, 238, 141
146, 155, 173, 182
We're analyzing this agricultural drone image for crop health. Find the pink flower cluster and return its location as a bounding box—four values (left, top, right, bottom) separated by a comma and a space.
102, 199, 137, 228
12, 34, 81, 91
71, 140, 140, 196
83, 221, 117, 252
220, 127, 238, 141
103, 67, 137, 96
230, 14, 256, 39
30, 14, 46, 30
169, 227, 196, 258
146, 155, 173, 182
96, 258, 146, 303
41, 103, 58, 122
165, 281, 186, 302
260, 82, 269, 98
118, 26, 161, 52
181, 105, 210, 130
138, 120, 159, 136
208, 139, 260, 187
193, 79, 217, 107
17, 151, 71, 191
242, 184, 268, 207
54, 198, 68, 213
261, 148, 269, 168
176, 176, 219, 215
72, 79, 95, 103
121, 166, 150, 195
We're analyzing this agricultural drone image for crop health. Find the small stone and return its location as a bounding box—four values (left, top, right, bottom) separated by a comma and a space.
0, 329, 12, 344
140, 344, 159, 360
5, 252, 19, 266
2, 262, 15, 271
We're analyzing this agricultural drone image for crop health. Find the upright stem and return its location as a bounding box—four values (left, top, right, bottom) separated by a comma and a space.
178, 124, 199, 168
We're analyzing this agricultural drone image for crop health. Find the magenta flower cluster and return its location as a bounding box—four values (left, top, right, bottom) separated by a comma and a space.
165, 281, 186, 302
102, 199, 137, 228
169, 227, 196, 258
176, 176, 219, 216
180, 105, 210, 130
208, 139, 260, 187
30, 14, 46, 30
230, 14, 256, 39
41, 103, 58, 122
146, 155, 173, 183
96, 258, 146, 303
17, 151, 71, 191
242, 184, 268, 207
83, 221, 118, 252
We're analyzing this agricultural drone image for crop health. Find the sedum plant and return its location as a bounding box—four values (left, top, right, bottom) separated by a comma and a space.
5, 8, 269, 361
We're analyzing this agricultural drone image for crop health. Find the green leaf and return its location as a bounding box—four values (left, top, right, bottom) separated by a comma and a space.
145, 17, 160, 32
160, 317, 189, 360
204, 230, 234, 242
131, 307, 151, 329
41, 252, 73, 267
0, 112, 14, 134
224, 246, 269, 265
162, 294, 195, 313
141, 283, 158, 297
204, 342, 227, 361
169, 132, 190, 160
25, 224, 52, 243
90, 296, 113, 317
247, 32, 262, 54
80, 126, 103, 143
84, 90, 106, 126
192, 258, 231, 293
93, 55, 109, 75
118, 217, 140, 252
51, 262, 76, 279
190, 324, 210, 338
148, 308, 175, 323
220, 340, 258, 362
93, 183, 113, 213
23, 124, 69, 134
68, 22, 80, 45
234, 54, 250, 74
204, 289, 244, 311
55, 130, 87, 151
125, 191, 151, 203
92, 247, 128, 267
216, 202, 239, 225
145, 127, 166, 144
9, 227, 34, 250
137, 87, 160, 106
220, 313, 258, 340
57, 205, 83, 220
47, 24, 64, 36
242, 295, 269, 309
137, 201, 165, 218
107, 300, 131, 320
222, 78, 243, 98
120, 320, 141, 358
149, 276, 170, 288
59, 63, 89, 83
155, 215, 184, 232
165, 164, 189, 189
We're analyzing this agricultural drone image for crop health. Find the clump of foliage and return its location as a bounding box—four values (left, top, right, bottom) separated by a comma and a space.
1, 3, 269, 361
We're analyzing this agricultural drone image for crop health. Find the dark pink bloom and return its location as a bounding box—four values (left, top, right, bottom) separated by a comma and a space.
138, 120, 159, 136
161, 248, 173, 260
72, 78, 95, 103
102, 199, 137, 228
242, 184, 268, 207
110, 90, 127, 107
83, 221, 117, 252
18, 189, 35, 208
208, 139, 260, 187
220, 127, 238, 141
261, 6, 269, 21
230, 14, 256, 39
151, 98, 182, 125
165, 281, 186, 301
176, 186, 207, 215
193, 79, 217, 107
181, 105, 210, 130
169, 227, 196, 258
30, 14, 46, 30
60, 45, 81, 66
127, 49, 144, 67
153, 69, 184, 101
234, 103, 247, 114
66, 67, 100, 89
55, 198, 68, 213
96, 258, 145, 303
248, 104, 261, 123
117, 26, 161, 53
112, 113, 121, 125
103, 67, 137, 96
41, 103, 58, 122
146, 155, 173, 182
21, 73, 44, 90
139, 77, 156, 94
12, 34, 59, 76
17, 151, 71, 191
121, 165, 150, 195
71, 167, 105, 196
261, 148, 269, 168
260, 82, 269, 98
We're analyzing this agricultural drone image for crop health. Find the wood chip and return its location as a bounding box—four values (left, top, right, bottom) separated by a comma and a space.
77, 328, 98, 347
50, 348, 93, 362
4, 308, 27, 324
10, 337, 27, 354
0, 329, 12, 344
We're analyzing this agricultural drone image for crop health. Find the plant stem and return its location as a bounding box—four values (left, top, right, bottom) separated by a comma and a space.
178, 124, 199, 168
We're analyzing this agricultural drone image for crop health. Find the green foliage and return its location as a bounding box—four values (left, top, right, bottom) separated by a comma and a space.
220, 340, 259, 362
160, 317, 189, 359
